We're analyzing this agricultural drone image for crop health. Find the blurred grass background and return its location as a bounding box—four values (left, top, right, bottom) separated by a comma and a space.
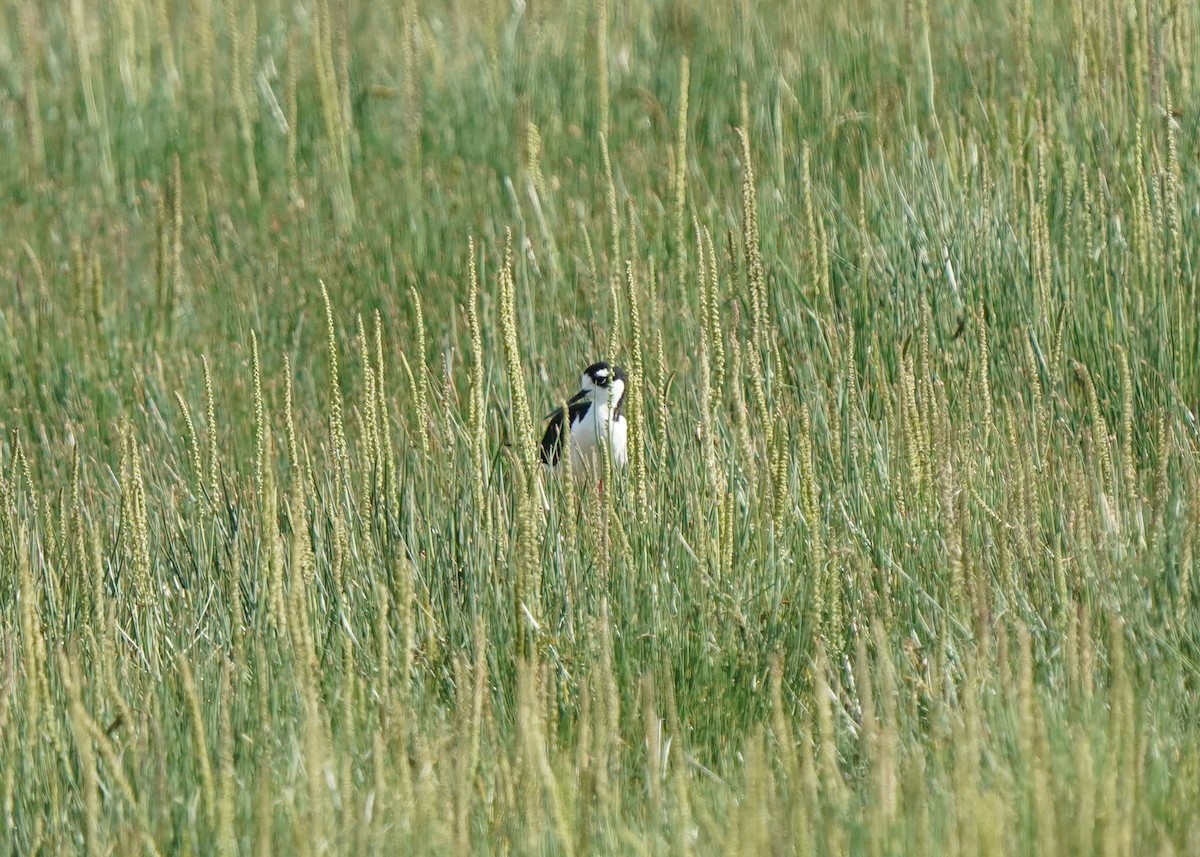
2, 0, 1200, 852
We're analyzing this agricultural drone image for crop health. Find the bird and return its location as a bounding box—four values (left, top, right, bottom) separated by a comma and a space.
540, 361, 628, 479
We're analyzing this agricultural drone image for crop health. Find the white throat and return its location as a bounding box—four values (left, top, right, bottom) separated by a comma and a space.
594, 378, 624, 413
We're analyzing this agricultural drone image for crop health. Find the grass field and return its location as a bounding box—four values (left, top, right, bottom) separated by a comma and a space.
2, 0, 1200, 852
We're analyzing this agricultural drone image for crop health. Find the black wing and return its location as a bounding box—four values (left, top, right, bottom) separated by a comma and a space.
540, 399, 592, 465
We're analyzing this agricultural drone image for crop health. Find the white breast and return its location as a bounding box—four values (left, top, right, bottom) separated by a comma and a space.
609, 415, 628, 469
568, 400, 627, 479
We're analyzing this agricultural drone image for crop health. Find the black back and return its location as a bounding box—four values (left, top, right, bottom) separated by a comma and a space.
540, 399, 593, 465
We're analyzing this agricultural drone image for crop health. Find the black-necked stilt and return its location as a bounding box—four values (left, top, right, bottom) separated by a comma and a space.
540, 361, 628, 479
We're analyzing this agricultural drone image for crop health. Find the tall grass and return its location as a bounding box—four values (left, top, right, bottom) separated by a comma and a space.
1, 0, 1199, 852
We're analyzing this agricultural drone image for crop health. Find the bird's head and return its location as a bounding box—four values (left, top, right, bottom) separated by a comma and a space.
580, 361, 627, 405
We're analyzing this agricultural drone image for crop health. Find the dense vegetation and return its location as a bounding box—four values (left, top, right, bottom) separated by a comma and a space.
2, 0, 1199, 852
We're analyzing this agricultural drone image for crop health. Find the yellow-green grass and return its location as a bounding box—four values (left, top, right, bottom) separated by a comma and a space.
2, 0, 1199, 853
